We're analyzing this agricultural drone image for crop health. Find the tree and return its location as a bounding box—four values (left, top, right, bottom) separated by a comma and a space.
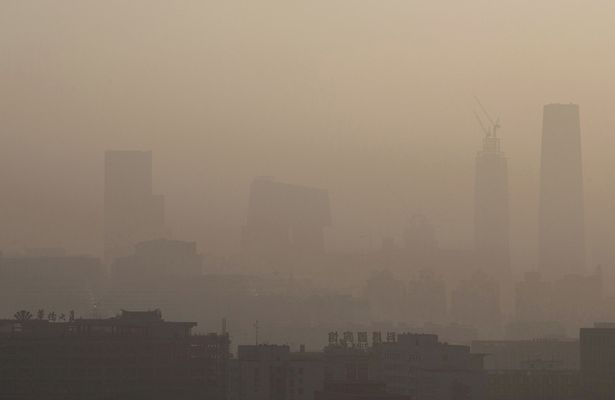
14, 310, 32, 321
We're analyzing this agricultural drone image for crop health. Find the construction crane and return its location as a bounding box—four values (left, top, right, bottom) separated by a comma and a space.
474, 111, 491, 137
474, 96, 501, 137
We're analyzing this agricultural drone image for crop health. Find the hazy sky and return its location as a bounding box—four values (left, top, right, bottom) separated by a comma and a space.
2, 1, 615, 272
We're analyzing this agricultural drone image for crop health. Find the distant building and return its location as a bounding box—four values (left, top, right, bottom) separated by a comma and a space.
514, 270, 602, 336
450, 270, 501, 331
0, 309, 229, 399
580, 323, 615, 399
474, 122, 510, 279
104, 150, 165, 265
539, 104, 585, 277
229, 344, 325, 400
0, 254, 103, 317
365, 269, 446, 325
241, 178, 331, 269
406, 269, 447, 324
471, 339, 579, 370
514, 272, 552, 324
403, 214, 438, 253
365, 270, 407, 323
112, 238, 203, 279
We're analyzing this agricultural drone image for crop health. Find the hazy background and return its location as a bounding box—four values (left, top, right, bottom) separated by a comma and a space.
2, 0, 615, 275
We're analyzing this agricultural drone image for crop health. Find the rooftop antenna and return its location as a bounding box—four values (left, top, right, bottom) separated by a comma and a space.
253, 320, 259, 345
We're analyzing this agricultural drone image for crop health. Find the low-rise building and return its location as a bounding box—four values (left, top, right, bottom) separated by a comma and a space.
229, 344, 324, 400
0, 309, 229, 399
486, 369, 580, 400
373, 333, 487, 400
580, 322, 615, 400
471, 338, 579, 370
315, 382, 411, 400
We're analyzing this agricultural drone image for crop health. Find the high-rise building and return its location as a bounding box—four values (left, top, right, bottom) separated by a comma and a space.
229, 344, 325, 400
242, 177, 331, 259
474, 128, 510, 278
104, 150, 165, 265
539, 104, 585, 277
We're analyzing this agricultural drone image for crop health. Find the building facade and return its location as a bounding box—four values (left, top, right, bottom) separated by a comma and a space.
104, 150, 165, 265
229, 344, 325, 400
580, 323, 615, 400
539, 104, 585, 277
0, 310, 229, 400
372, 333, 487, 400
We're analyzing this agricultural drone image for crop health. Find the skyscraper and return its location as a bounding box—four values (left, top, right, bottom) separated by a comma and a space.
539, 103, 585, 277
474, 126, 510, 279
104, 150, 165, 265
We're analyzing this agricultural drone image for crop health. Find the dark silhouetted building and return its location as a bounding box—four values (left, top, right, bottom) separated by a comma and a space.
580, 322, 615, 400
486, 369, 580, 400
0, 309, 229, 399
539, 104, 585, 277
104, 150, 165, 265
373, 333, 487, 399
315, 382, 411, 400
474, 125, 509, 279
229, 344, 325, 400
471, 338, 579, 371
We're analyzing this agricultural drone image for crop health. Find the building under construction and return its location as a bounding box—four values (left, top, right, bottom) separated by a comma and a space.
473, 103, 510, 281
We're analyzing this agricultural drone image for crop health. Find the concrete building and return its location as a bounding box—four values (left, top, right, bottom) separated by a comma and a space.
486, 370, 580, 400
373, 333, 487, 400
104, 150, 165, 265
471, 339, 579, 370
580, 322, 615, 399
539, 104, 585, 277
0, 309, 229, 399
473, 338, 581, 400
315, 382, 411, 400
229, 344, 325, 400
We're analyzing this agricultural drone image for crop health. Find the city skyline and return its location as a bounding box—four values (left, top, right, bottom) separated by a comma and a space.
2, 2, 615, 398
